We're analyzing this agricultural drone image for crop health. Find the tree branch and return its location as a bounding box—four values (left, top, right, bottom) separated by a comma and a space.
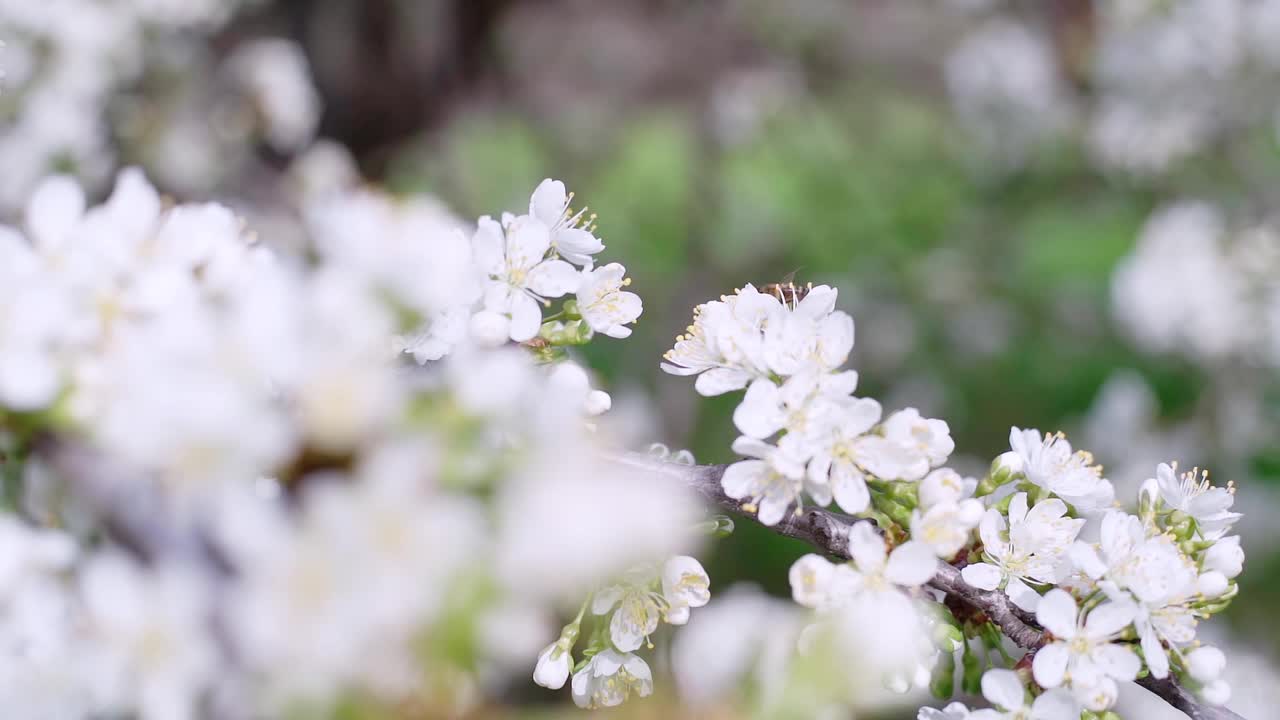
621, 454, 1246, 720
29, 440, 1247, 720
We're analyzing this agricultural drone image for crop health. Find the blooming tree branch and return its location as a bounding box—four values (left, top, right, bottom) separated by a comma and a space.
623, 452, 1247, 720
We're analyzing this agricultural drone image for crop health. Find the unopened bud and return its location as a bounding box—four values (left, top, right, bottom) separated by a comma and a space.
930, 651, 955, 699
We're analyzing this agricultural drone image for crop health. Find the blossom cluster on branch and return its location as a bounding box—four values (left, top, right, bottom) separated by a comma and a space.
656, 285, 1246, 720
0, 163, 1251, 719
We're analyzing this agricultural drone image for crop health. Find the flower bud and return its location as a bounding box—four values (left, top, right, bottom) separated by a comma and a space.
1201, 679, 1231, 705
1079, 679, 1118, 711
585, 390, 612, 416
929, 651, 955, 699
1186, 646, 1227, 683
920, 468, 973, 508
533, 641, 572, 689
1197, 571, 1229, 599
933, 622, 965, 653
1203, 536, 1244, 579
1139, 478, 1160, 514
470, 310, 511, 346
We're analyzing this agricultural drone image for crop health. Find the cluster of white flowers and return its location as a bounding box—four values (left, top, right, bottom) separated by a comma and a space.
944, 0, 1280, 177
0, 169, 695, 717
944, 19, 1068, 167
656, 283, 1249, 718
0, 0, 312, 207
1112, 202, 1280, 368
913, 453, 1241, 718
0, 161, 1256, 719
663, 283, 954, 526
533, 555, 712, 708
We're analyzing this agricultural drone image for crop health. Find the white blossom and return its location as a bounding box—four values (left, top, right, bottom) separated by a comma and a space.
962, 493, 1084, 612
1032, 589, 1140, 711
473, 215, 581, 342
529, 179, 606, 268
1152, 462, 1240, 539
570, 649, 654, 709
576, 262, 642, 338
1008, 427, 1116, 512
721, 436, 807, 525
971, 668, 1078, 720
1069, 510, 1201, 679
911, 499, 983, 559
919, 468, 977, 509
533, 642, 572, 690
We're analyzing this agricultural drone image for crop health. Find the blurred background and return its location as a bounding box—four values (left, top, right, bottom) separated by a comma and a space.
5, 0, 1280, 717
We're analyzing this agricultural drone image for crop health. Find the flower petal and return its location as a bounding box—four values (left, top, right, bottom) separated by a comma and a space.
1036, 589, 1078, 640
527, 259, 581, 297
1032, 641, 1070, 688
529, 179, 566, 225
1006, 575, 1042, 613
961, 562, 1003, 591
1092, 643, 1140, 682
885, 541, 937, 587
721, 460, 764, 500
831, 461, 870, 514
981, 668, 1026, 711
694, 368, 752, 396
508, 292, 543, 342
506, 216, 551, 268
847, 523, 887, 574
1084, 600, 1135, 639
1030, 689, 1080, 720
1140, 621, 1169, 679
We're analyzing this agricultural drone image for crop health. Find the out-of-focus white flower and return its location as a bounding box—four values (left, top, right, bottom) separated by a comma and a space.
1112, 203, 1254, 363
226, 39, 321, 153
971, 668, 1078, 720
1032, 589, 1139, 711
945, 19, 1067, 166
533, 642, 572, 690
495, 444, 699, 600
918, 702, 974, 719
1203, 536, 1244, 578
672, 584, 801, 709
570, 649, 653, 709
1187, 646, 1227, 684
911, 498, 983, 559
918, 468, 976, 508
80, 554, 219, 720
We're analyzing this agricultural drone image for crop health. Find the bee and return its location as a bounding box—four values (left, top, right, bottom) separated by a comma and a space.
761, 271, 811, 307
